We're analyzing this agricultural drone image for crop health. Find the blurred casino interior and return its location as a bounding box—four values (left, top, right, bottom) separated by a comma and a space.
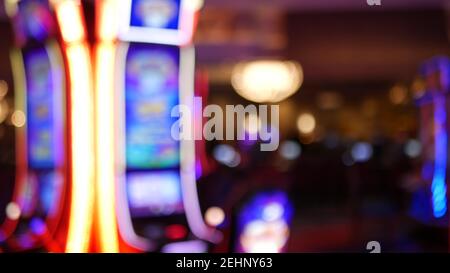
0, 0, 449, 253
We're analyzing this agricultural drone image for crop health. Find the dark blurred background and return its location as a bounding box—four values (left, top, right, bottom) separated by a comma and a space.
0, 0, 449, 252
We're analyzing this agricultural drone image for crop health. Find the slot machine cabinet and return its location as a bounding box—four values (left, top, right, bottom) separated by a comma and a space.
0, 0, 94, 253
95, 0, 221, 253
231, 190, 293, 253
412, 57, 449, 229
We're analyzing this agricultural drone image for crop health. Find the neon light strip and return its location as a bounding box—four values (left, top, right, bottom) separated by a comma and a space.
53, 0, 94, 252
11, 48, 27, 213
95, 42, 119, 252
97, 0, 118, 42
64, 43, 95, 253
431, 95, 448, 218
95, 0, 120, 252
53, 0, 86, 44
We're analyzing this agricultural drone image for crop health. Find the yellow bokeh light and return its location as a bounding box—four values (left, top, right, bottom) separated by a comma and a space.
11, 110, 26, 127
389, 84, 408, 105
297, 113, 316, 135
205, 207, 225, 227
232, 60, 303, 103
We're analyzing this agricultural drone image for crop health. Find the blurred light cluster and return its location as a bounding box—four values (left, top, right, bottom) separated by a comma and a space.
296, 113, 316, 135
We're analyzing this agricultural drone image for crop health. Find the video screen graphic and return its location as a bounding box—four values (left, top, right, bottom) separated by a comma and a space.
24, 47, 62, 170
130, 0, 181, 30
127, 171, 184, 217
125, 43, 180, 169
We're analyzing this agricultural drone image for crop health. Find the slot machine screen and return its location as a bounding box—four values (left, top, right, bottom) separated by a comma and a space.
23, 46, 65, 218
125, 43, 183, 218
125, 44, 179, 169
130, 0, 181, 30
127, 171, 184, 217
24, 47, 63, 169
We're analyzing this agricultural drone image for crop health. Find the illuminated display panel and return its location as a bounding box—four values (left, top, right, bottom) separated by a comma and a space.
235, 191, 293, 253
118, 0, 196, 45
24, 47, 63, 169
125, 43, 180, 169
125, 43, 183, 218
130, 0, 181, 30
127, 171, 184, 217
21, 45, 65, 221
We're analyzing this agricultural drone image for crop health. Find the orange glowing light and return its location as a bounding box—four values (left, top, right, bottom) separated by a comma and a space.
97, 0, 118, 41
54, 0, 86, 44
52, 0, 94, 253
94, 43, 119, 253
64, 43, 95, 253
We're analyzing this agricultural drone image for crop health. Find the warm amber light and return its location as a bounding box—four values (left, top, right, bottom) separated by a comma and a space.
297, 113, 316, 135
0, 101, 10, 124
5, 202, 21, 220
232, 60, 303, 103
95, 43, 119, 253
11, 110, 26, 128
65, 43, 95, 253
389, 84, 408, 105
97, 0, 118, 41
183, 0, 204, 11
54, 0, 86, 44
205, 207, 225, 227
4, 0, 19, 17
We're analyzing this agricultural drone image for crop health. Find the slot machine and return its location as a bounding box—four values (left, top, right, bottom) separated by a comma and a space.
95, 0, 221, 253
0, 0, 94, 253
412, 57, 449, 228
231, 189, 293, 253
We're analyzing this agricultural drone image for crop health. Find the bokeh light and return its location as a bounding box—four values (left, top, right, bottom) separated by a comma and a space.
296, 113, 316, 135
205, 207, 225, 227
6, 202, 21, 220
11, 110, 26, 127
351, 142, 373, 162
232, 60, 303, 103
404, 139, 422, 158
279, 141, 301, 160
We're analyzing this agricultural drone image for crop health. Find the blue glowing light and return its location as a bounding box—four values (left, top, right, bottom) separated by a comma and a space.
30, 217, 46, 236
431, 96, 448, 218
351, 142, 373, 162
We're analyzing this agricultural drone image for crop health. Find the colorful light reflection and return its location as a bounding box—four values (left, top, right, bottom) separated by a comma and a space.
431, 95, 447, 218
